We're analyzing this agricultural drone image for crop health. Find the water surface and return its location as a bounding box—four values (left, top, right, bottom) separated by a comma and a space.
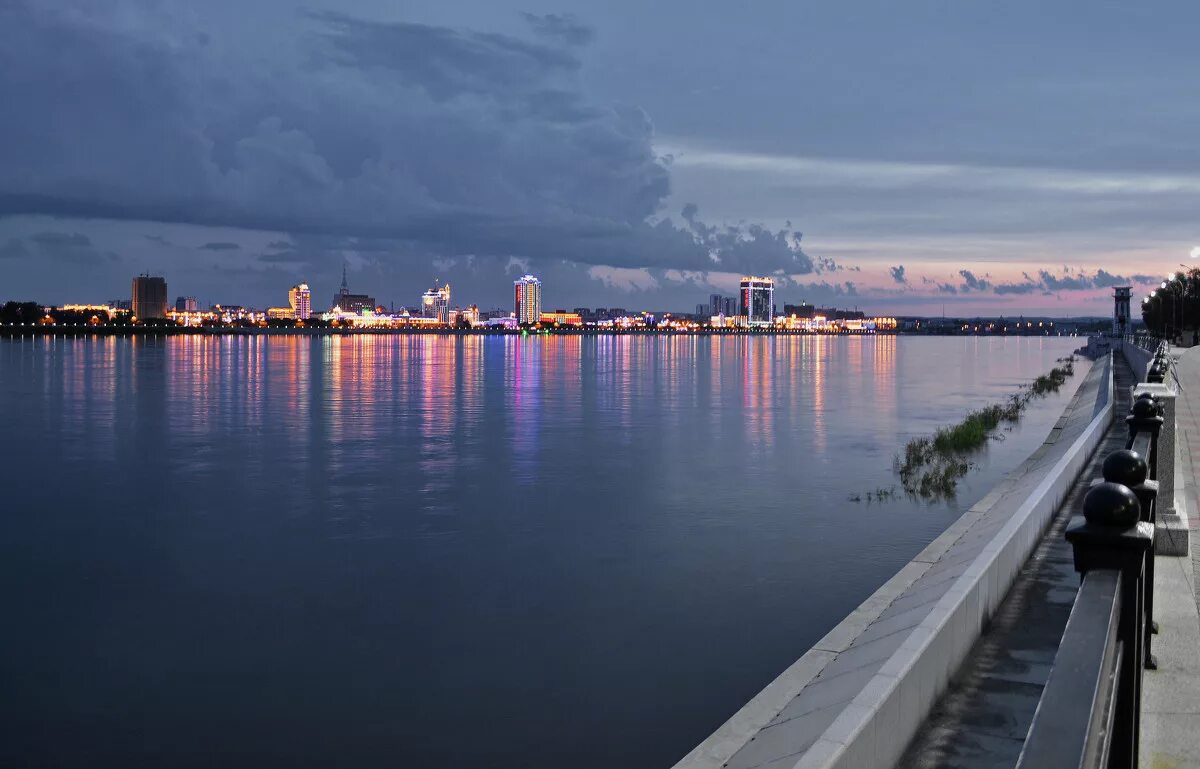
0, 334, 1084, 768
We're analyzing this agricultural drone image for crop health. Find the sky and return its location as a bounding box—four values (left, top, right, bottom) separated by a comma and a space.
0, 0, 1194, 316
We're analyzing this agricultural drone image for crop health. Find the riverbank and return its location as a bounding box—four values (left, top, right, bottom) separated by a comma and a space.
673, 354, 1110, 769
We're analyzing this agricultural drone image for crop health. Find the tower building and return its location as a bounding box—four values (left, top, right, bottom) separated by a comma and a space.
739, 276, 775, 327
514, 274, 542, 325
132, 274, 168, 319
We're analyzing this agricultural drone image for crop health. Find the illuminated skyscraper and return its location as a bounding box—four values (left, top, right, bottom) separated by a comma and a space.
132, 274, 168, 319
514, 274, 542, 325
289, 283, 312, 319
739, 276, 775, 327
422, 283, 451, 323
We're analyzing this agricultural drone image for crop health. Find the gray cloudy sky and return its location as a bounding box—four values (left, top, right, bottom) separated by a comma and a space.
0, 0, 1195, 314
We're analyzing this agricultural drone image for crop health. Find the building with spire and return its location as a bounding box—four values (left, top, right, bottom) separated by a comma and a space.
332, 264, 375, 314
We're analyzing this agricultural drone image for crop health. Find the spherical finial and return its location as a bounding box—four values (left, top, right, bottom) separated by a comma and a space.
1131, 398, 1159, 419
1083, 482, 1141, 526
1136, 391, 1155, 402
1102, 450, 1148, 488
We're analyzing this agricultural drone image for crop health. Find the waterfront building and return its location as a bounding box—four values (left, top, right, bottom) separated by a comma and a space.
332, 267, 375, 314
462, 305, 480, 326
289, 283, 312, 319
267, 307, 296, 320
422, 283, 451, 323
1113, 286, 1132, 336
514, 274, 542, 325
174, 296, 199, 313
540, 310, 583, 327
783, 302, 814, 319
132, 274, 168, 319
739, 276, 774, 327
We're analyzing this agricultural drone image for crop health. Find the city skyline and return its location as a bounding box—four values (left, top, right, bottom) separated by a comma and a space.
1, 2, 1193, 316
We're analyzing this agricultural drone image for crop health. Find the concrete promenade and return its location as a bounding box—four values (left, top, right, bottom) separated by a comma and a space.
895, 356, 1135, 768
1139, 346, 1200, 768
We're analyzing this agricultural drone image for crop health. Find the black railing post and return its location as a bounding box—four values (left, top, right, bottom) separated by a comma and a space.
1127, 394, 1163, 474
1066, 482, 1154, 769
1101, 449, 1158, 669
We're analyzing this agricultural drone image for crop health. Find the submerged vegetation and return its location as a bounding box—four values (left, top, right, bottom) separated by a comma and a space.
850, 357, 1077, 503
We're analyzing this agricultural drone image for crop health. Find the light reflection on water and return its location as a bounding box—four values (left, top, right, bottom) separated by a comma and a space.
0, 334, 1083, 769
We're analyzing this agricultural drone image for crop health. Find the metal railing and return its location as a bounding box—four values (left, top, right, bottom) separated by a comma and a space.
1017, 368, 1165, 769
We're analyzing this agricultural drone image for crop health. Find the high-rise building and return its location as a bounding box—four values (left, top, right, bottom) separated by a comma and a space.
709, 293, 724, 316
132, 274, 168, 319
421, 283, 451, 323
174, 296, 198, 312
739, 276, 775, 327
514, 274, 542, 325
289, 283, 312, 319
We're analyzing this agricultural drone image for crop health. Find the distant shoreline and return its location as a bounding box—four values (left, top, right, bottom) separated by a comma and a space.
0, 325, 897, 337
0, 326, 1085, 338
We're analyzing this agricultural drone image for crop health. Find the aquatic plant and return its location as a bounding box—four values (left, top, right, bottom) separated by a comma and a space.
889, 356, 1076, 502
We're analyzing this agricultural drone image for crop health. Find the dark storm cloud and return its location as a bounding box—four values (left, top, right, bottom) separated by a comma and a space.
889, 265, 906, 284
0, 2, 816, 279
0, 238, 28, 259
309, 11, 582, 101
520, 13, 596, 47
198, 242, 240, 251
1, 231, 118, 265
29, 231, 91, 247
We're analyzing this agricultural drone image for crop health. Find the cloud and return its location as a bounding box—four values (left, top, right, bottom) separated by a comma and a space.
958, 269, 991, 291
889, 265, 907, 284
198, 241, 240, 251
521, 13, 596, 47
0, 232, 118, 265
922, 267, 1160, 297
29, 231, 91, 247
0, 4, 814, 278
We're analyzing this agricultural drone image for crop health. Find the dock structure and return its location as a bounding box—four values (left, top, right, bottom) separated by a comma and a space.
674, 338, 1200, 769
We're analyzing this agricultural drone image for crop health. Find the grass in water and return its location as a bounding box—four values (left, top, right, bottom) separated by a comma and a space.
864, 356, 1078, 502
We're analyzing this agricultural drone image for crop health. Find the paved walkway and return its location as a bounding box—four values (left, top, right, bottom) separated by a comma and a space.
1139, 347, 1200, 769
895, 356, 1134, 769
1171, 346, 1200, 621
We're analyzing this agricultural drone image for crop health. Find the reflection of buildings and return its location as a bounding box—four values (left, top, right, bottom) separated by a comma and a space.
132, 274, 168, 319
289, 283, 312, 320
422, 283, 451, 323
740, 276, 775, 327
332, 265, 375, 313
514, 274, 542, 325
